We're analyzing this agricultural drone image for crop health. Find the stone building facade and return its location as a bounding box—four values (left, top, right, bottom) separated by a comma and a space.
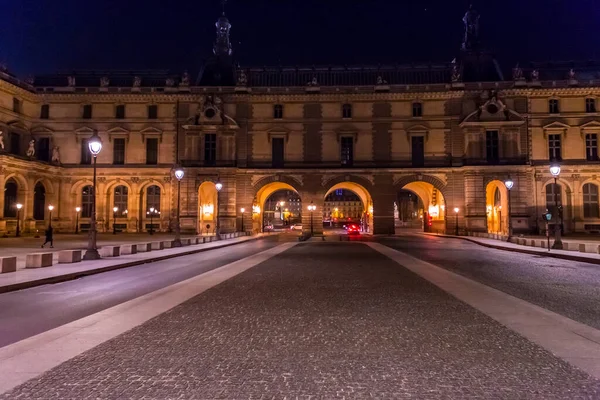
1, 6, 599, 237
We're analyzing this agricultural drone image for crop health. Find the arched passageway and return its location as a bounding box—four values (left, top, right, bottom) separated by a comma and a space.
198, 182, 218, 235
323, 182, 373, 233
486, 180, 509, 235
253, 181, 302, 233
395, 181, 446, 233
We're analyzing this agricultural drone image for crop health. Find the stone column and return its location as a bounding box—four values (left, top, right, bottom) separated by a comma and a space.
371, 174, 395, 235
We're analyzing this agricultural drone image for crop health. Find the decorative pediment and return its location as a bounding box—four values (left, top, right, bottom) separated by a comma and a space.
542, 121, 570, 139
267, 126, 291, 143
6, 120, 29, 132
405, 124, 430, 142
74, 126, 96, 143
182, 95, 239, 131
335, 125, 359, 143
30, 125, 54, 136
107, 126, 131, 143
460, 95, 525, 128
140, 126, 163, 143
580, 120, 600, 131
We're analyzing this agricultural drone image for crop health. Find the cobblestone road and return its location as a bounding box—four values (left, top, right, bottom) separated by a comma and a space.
3, 243, 600, 399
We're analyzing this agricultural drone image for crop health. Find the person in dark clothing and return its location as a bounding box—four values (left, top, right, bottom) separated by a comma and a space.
41, 226, 53, 248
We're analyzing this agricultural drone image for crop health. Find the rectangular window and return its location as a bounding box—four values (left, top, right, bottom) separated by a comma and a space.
9, 132, 20, 155
81, 138, 92, 165
12, 98, 21, 113
273, 104, 283, 119
113, 138, 126, 165
36, 137, 50, 162
586, 134, 598, 161
411, 136, 425, 167
586, 98, 597, 113
548, 134, 562, 161
115, 105, 125, 119
549, 99, 559, 114
40, 104, 50, 119
486, 130, 499, 163
82, 104, 93, 119
204, 133, 216, 165
412, 102, 423, 117
584, 184, 600, 218
146, 138, 158, 165
342, 104, 352, 119
341, 136, 353, 166
148, 105, 158, 119
272, 137, 284, 168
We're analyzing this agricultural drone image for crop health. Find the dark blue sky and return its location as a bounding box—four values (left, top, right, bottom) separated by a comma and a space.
2, 0, 599, 77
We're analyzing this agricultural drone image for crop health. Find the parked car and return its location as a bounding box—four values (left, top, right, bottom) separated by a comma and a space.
290, 223, 303, 230
264, 224, 274, 231
347, 224, 361, 235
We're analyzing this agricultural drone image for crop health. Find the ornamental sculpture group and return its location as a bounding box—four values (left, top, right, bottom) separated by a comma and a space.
462, 5, 480, 51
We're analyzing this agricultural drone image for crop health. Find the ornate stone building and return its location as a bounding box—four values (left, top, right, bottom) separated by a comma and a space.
1, 6, 600, 236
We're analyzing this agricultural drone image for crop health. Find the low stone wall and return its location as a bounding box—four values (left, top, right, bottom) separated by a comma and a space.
467, 231, 600, 255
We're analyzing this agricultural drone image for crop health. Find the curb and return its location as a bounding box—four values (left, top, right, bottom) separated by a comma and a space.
0, 236, 263, 294
422, 233, 600, 266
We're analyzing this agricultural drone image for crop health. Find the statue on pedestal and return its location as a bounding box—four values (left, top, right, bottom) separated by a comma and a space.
26, 140, 35, 158
462, 5, 480, 50
52, 147, 61, 164
133, 76, 142, 87
0, 130, 4, 151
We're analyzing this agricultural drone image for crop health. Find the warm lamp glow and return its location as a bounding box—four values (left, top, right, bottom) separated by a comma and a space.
203, 204, 214, 215
16, 203, 23, 210
454, 207, 459, 213
428, 204, 440, 218
48, 205, 54, 211
215, 182, 223, 192
252, 205, 261, 214
241, 207, 245, 213
75, 206, 81, 212
549, 164, 561, 178
88, 131, 102, 156
504, 179, 514, 190
113, 207, 118, 212
174, 168, 185, 181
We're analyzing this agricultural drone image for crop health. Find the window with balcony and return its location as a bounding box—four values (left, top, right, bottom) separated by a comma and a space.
342, 103, 352, 119
486, 130, 499, 164
586, 134, 598, 161
115, 104, 125, 119
411, 136, 425, 167
273, 104, 283, 119
548, 134, 562, 161
586, 98, 597, 113
82, 104, 93, 119
146, 138, 158, 165
549, 99, 560, 114
40, 104, 50, 119
113, 138, 126, 165
412, 102, 423, 117
583, 183, 600, 218
148, 105, 158, 119
341, 136, 354, 166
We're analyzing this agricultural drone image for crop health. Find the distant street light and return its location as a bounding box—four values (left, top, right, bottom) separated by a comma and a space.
453, 207, 459, 236
215, 180, 223, 239
504, 178, 514, 240
75, 206, 81, 234
147, 207, 159, 235
241, 207, 246, 233
549, 164, 563, 249
48, 204, 54, 228
83, 130, 102, 260
113, 206, 118, 235
307, 202, 317, 235
15, 203, 23, 237
173, 166, 185, 247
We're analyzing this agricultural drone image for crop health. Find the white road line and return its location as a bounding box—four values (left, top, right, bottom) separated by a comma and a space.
0, 242, 297, 395
368, 242, 600, 380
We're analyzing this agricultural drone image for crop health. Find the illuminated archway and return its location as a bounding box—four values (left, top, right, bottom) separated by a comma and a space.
198, 182, 218, 235
324, 182, 373, 233
254, 181, 302, 232
486, 180, 509, 235
399, 181, 446, 232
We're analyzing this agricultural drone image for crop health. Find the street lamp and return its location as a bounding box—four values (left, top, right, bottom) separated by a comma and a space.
75, 207, 81, 234
453, 207, 459, 236
48, 204, 54, 228
215, 180, 222, 239
83, 130, 102, 260
307, 202, 317, 235
241, 207, 245, 232
112, 206, 118, 235
147, 207, 157, 235
15, 203, 22, 237
549, 164, 563, 249
504, 178, 514, 240
173, 166, 184, 247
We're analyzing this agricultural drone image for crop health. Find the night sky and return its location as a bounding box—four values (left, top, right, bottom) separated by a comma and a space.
2, 0, 599, 77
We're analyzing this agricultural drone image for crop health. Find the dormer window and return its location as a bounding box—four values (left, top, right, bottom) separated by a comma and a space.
412, 102, 423, 117
549, 99, 560, 114
342, 103, 352, 119
586, 98, 596, 113
273, 104, 283, 119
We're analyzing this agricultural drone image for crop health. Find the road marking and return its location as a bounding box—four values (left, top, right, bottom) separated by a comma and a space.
0, 242, 297, 395
368, 242, 600, 380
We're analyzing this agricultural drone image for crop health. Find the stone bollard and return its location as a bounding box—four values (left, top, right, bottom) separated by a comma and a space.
181, 238, 191, 246
120, 244, 137, 255
135, 243, 151, 253
541, 240, 547, 248
0, 257, 17, 273
151, 241, 164, 251
161, 240, 174, 249
579, 243, 587, 253
100, 246, 120, 257
58, 250, 83, 264
26, 253, 53, 268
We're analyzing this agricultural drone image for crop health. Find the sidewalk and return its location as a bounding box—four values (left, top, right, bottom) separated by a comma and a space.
422, 232, 600, 265
0, 235, 264, 294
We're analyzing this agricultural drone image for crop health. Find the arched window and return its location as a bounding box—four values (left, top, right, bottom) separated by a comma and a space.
3, 179, 18, 218
493, 187, 501, 209
81, 185, 94, 218
33, 182, 46, 220
583, 183, 599, 218
114, 186, 128, 217
146, 185, 160, 212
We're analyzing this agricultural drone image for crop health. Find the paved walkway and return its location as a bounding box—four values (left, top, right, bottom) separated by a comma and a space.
2, 242, 599, 398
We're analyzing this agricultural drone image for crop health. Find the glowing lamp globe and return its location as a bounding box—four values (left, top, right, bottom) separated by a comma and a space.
48, 205, 54, 211
16, 203, 23, 210
174, 168, 184, 181
453, 207, 459, 213
88, 131, 103, 156
215, 182, 223, 192
504, 179, 514, 191
549, 164, 561, 178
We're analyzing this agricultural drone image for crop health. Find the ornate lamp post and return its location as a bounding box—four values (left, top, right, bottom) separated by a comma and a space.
173, 166, 185, 247
147, 207, 157, 235
307, 202, 317, 235
215, 181, 223, 239
83, 130, 102, 260
75, 207, 81, 234
279, 201, 285, 224
549, 164, 563, 249
453, 207, 459, 236
112, 206, 118, 235
504, 178, 514, 240
48, 205, 54, 228
240, 207, 245, 232
15, 203, 22, 237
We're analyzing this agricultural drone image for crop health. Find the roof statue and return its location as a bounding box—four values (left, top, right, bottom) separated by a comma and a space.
462, 4, 480, 51
214, 0, 232, 56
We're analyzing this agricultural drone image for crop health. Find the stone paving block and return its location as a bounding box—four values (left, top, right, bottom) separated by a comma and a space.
120, 244, 137, 255
161, 240, 174, 248
99, 246, 120, 257
134, 243, 151, 253
25, 253, 53, 268
150, 241, 164, 251
0, 257, 17, 273
57, 250, 82, 264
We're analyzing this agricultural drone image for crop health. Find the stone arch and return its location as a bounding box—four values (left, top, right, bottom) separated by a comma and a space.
105, 180, 133, 223
322, 174, 375, 196
322, 178, 374, 233
138, 180, 167, 232
252, 176, 303, 233
393, 174, 449, 200
394, 174, 448, 233
4, 173, 29, 193
485, 180, 509, 235
253, 175, 303, 194
198, 181, 219, 235
32, 177, 55, 195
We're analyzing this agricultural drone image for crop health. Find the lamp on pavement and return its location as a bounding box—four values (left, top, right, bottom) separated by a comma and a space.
215, 180, 222, 239
48, 204, 54, 228
549, 164, 563, 249
75, 206, 81, 234
15, 203, 23, 237
83, 130, 102, 260
504, 178, 514, 240
240, 207, 246, 233
112, 206, 118, 235
307, 202, 317, 235
453, 207, 459, 236
173, 166, 185, 247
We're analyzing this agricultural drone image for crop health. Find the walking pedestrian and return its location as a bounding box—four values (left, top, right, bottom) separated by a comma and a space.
41, 225, 54, 248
